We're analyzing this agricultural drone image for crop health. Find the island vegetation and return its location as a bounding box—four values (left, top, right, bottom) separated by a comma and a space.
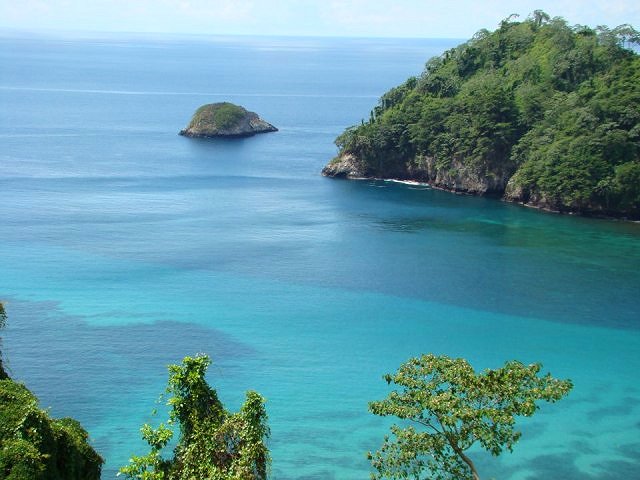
323, 11, 640, 219
0, 303, 103, 480
179, 103, 277, 138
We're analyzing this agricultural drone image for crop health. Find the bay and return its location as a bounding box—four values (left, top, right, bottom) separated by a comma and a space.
1, 33, 639, 479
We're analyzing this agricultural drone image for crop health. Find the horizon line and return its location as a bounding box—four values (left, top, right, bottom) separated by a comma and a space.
0, 26, 466, 42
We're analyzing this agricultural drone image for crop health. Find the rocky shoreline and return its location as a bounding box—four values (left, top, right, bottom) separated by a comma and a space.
322, 153, 637, 221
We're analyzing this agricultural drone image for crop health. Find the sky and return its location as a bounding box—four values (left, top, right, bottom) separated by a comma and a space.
0, 0, 639, 38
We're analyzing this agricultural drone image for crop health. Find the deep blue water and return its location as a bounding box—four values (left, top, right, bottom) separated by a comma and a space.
1, 33, 639, 479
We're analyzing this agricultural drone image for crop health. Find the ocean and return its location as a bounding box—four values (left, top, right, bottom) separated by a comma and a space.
1, 33, 639, 479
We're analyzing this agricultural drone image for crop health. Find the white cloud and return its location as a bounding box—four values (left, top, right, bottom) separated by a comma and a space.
0, 0, 638, 37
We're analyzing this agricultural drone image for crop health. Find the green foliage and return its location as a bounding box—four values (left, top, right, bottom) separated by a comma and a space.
368, 354, 572, 480
333, 12, 640, 217
192, 103, 247, 131
0, 379, 103, 480
119, 354, 270, 480
0, 306, 102, 479
509, 54, 640, 212
0, 302, 7, 379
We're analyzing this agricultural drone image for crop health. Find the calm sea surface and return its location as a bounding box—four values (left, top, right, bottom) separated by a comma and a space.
1, 33, 639, 479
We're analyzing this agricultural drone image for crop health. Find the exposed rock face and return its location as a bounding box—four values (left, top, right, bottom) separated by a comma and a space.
406, 155, 513, 195
323, 153, 632, 217
503, 176, 597, 214
321, 153, 368, 178
322, 153, 512, 195
179, 102, 277, 138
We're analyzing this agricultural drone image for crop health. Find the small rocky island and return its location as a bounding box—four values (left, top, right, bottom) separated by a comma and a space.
179, 102, 277, 138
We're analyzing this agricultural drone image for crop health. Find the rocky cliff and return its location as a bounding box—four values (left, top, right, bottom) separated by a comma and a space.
323, 153, 512, 195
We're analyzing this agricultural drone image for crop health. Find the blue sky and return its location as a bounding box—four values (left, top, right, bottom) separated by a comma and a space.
1, 0, 639, 38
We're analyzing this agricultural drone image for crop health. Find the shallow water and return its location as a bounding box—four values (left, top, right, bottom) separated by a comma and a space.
1, 33, 639, 479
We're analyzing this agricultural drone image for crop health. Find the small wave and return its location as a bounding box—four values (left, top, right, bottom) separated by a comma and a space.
384, 178, 430, 187
0, 85, 377, 99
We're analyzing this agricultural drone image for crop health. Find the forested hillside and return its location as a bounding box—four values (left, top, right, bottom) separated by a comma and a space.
323, 12, 640, 218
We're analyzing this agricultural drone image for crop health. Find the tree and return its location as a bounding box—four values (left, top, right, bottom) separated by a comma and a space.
501, 13, 520, 28
368, 354, 572, 480
119, 354, 270, 480
612, 24, 640, 49
530, 10, 550, 28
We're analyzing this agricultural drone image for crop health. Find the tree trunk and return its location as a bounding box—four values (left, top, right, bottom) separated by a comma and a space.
457, 449, 480, 480
448, 440, 481, 480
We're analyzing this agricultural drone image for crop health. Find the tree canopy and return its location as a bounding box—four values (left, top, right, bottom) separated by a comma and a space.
327, 12, 640, 218
368, 354, 572, 480
119, 354, 270, 480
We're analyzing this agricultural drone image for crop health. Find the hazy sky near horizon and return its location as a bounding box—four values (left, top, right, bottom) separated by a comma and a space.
1, 0, 639, 38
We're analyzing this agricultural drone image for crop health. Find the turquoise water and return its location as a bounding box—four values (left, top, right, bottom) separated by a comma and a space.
1, 33, 639, 479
